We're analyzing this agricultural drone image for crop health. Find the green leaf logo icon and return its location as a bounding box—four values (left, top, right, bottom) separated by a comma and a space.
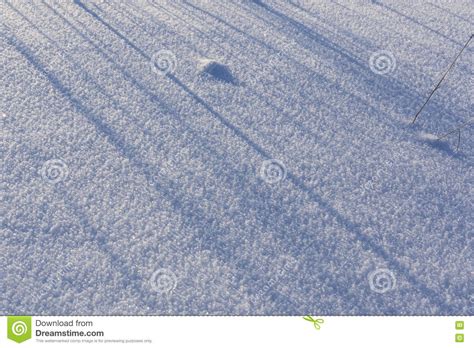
303, 315, 324, 330
7, 316, 32, 343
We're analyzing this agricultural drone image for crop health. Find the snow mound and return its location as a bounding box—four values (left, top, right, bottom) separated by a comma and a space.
197, 59, 235, 83
418, 132, 439, 142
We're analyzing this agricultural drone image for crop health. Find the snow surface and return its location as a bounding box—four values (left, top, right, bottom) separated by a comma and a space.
0, 0, 473, 315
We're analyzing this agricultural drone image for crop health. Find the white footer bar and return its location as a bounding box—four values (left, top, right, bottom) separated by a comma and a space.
0, 316, 470, 347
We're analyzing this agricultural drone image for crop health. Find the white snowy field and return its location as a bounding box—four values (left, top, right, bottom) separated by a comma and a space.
0, 0, 472, 315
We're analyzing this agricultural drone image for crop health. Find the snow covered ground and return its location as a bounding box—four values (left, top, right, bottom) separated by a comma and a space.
1, 0, 472, 315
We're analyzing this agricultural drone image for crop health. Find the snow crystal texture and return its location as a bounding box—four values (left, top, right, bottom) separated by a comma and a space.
1, 0, 473, 315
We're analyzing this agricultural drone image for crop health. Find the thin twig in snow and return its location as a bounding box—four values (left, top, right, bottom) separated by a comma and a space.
412, 34, 473, 124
